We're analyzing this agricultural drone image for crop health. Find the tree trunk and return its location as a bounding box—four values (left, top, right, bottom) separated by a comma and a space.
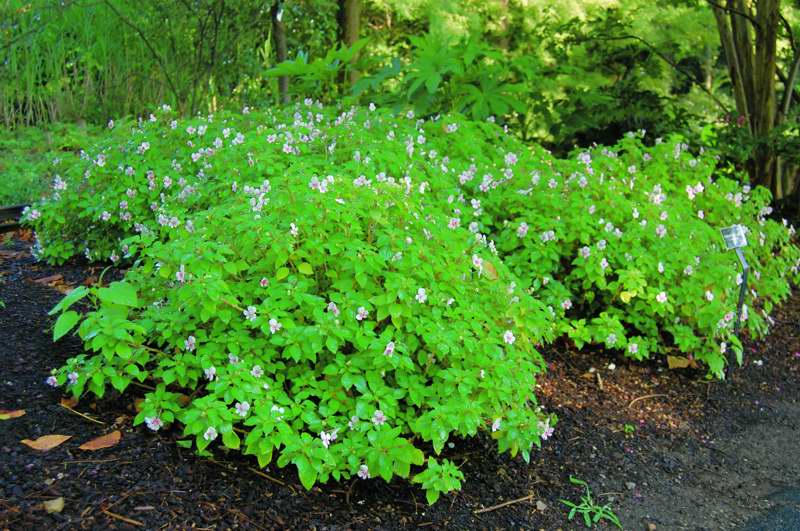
339, 0, 361, 86
272, 0, 289, 104
712, 0, 787, 199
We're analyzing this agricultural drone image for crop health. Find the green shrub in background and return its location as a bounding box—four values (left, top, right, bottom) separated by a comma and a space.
0, 123, 99, 205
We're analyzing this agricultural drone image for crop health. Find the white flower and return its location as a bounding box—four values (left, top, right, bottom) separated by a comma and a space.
356, 306, 368, 321
656, 291, 668, 304
251, 365, 264, 377
145, 416, 163, 431
383, 341, 395, 356
358, 464, 370, 479
243, 305, 258, 321
415, 288, 427, 303
269, 318, 282, 334
203, 427, 218, 441
235, 402, 250, 417
491, 418, 502, 432
372, 410, 387, 426
503, 330, 516, 345
204, 366, 216, 381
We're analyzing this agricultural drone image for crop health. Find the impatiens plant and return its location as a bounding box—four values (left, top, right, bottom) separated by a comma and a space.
47, 174, 556, 501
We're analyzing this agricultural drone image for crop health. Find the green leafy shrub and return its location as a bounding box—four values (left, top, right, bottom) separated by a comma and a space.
47, 174, 555, 501
31, 104, 799, 385
458, 131, 800, 377
0, 123, 98, 205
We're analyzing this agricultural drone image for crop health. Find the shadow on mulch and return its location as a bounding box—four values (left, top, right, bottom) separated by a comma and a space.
1, 233, 798, 530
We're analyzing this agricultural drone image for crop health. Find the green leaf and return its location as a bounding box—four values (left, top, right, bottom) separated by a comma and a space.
49, 286, 89, 315
53, 310, 80, 341
97, 282, 138, 307
295, 456, 317, 490
276, 267, 290, 280
222, 430, 241, 450
298, 262, 313, 275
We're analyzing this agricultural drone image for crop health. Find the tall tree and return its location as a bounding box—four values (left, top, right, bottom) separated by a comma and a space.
339, 0, 362, 85
711, 0, 800, 202
272, 0, 289, 104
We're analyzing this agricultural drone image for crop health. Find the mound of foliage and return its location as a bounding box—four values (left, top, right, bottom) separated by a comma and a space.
452, 130, 800, 377
30, 104, 800, 380
47, 172, 555, 502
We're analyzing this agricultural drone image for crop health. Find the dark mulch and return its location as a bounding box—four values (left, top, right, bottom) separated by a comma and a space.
1, 232, 799, 530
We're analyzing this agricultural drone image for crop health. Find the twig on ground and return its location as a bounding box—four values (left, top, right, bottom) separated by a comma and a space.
473, 493, 535, 514
248, 467, 286, 486
628, 393, 667, 409
58, 402, 105, 425
102, 508, 144, 527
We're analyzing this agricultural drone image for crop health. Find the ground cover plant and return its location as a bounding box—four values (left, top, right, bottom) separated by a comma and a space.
45, 168, 556, 502
27, 103, 800, 379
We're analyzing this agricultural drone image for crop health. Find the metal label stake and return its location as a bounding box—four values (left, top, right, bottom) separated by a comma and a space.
720, 225, 749, 378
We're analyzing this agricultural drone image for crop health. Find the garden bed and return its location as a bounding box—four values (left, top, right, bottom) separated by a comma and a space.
1, 231, 799, 529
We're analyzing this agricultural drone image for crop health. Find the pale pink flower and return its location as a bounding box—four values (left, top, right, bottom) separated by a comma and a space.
492, 418, 502, 432
46, 376, 58, 387
358, 464, 370, 479
372, 410, 387, 426
235, 402, 250, 417
384, 341, 395, 356
184, 335, 196, 351
269, 318, 282, 334
204, 366, 216, 381
356, 307, 368, 321
539, 419, 554, 440
327, 301, 340, 317
204, 427, 218, 441
415, 288, 427, 304
260, 277, 269, 288
176, 265, 186, 283
656, 292, 668, 304
145, 416, 163, 431
517, 222, 529, 238
561, 299, 573, 311
503, 330, 516, 345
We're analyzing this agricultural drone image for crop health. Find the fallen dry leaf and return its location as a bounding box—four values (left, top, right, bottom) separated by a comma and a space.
79, 430, 121, 451
33, 274, 64, 285
667, 356, 691, 369
21, 434, 71, 451
133, 398, 145, 412
0, 409, 26, 420
60, 397, 78, 408
42, 497, 64, 514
